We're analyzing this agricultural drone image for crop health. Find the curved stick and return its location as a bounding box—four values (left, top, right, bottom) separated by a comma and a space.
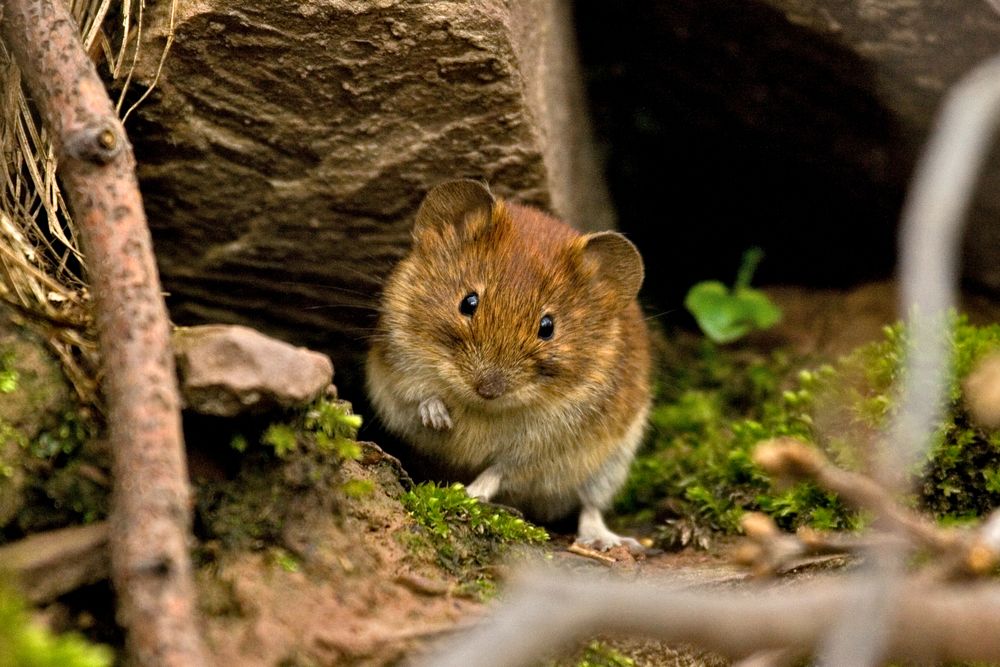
0, 1, 207, 664
822, 52, 1000, 667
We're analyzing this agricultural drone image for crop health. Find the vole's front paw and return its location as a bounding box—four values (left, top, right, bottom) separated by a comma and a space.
418, 397, 452, 430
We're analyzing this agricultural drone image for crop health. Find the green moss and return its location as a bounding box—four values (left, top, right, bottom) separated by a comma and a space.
9, 408, 107, 536
258, 398, 362, 461
0, 348, 19, 393
573, 641, 636, 667
401, 482, 547, 577
196, 397, 366, 551
548, 640, 636, 667
341, 478, 374, 498
0, 583, 112, 667
623, 315, 1000, 543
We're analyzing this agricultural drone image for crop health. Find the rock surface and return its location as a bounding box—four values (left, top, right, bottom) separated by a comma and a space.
757, 0, 1000, 294
173, 325, 333, 417
576, 0, 1000, 303
129, 0, 612, 364
0, 307, 73, 527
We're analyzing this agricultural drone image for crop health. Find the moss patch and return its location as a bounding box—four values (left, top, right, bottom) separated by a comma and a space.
622, 315, 1000, 546
401, 482, 548, 582
195, 397, 365, 551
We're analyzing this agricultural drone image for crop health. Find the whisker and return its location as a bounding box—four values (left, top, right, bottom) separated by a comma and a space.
644, 309, 679, 321
303, 304, 379, 312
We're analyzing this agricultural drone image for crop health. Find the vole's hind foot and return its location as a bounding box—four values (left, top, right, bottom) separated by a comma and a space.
576, 505, 646, 555
418, 397, 452, 430
465, 465, 502, 502
574, 531, 644, 555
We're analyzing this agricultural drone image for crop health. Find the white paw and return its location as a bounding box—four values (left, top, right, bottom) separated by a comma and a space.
576, 505, 645, 554
575, 531, 643, 554
418, 397, 452, 430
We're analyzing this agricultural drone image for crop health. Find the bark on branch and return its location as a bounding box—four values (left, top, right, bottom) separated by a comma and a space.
0, 1, 207, 664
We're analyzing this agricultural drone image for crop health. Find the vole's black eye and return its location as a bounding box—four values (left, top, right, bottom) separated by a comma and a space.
460, 292, 479, 317
538, 314, 555, 340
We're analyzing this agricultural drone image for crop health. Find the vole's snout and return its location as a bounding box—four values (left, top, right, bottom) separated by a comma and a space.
474, 369, 508, 400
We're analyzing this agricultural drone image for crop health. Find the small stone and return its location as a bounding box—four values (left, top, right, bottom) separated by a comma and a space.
173, 324, 333, 417
965, 352, 1000, 429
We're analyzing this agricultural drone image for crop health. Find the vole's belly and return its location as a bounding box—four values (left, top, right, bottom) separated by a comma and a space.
408, 406, 606, 516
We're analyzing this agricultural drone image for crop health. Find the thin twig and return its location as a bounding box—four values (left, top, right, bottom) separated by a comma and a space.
753, 438, 959, 554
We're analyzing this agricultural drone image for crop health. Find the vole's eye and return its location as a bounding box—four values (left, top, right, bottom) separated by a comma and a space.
459, 292, 479, 317
538, 314, 555, 340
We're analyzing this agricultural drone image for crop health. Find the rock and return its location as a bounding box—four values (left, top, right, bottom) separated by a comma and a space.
0, 522, 110, 604
575, 0, 1000, 302
0, 307, 71, 436
753, 0, 1000, 295
0, 306, 73, 528
128, 0, 613, 364
173, 325, 334, 417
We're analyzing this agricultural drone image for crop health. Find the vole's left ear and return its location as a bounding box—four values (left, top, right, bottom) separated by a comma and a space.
413, 179, 495, 240
581, 232, 644, 307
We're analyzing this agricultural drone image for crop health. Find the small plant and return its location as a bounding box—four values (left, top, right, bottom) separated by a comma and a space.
684, 247, 782, 344
573, 641, 635, 667
0, 583, 112, 667
258, 397, 362, 461
269, 547, 300, 573
548, 640, 636, 667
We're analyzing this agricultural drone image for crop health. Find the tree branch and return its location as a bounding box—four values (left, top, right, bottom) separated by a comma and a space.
0, 1, 207, 664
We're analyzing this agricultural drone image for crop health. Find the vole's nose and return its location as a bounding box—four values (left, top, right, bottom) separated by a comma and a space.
475, 370, 507, 400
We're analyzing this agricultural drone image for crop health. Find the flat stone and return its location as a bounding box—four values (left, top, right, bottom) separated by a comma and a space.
173, 325, 333, 417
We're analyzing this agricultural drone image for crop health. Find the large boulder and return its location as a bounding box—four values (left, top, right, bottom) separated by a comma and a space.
128, 0, 611, 371
758, 0, 1000, 294
575, 0, 1000, 301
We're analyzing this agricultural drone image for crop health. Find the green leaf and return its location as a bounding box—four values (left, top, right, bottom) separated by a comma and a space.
684, 281, 782, 344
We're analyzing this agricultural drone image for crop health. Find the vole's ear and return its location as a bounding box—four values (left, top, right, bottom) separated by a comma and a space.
582, 232, 644, 307
413, 179, 495, 240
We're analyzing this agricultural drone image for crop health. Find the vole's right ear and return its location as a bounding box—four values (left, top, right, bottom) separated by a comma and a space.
413, 180, 495, 240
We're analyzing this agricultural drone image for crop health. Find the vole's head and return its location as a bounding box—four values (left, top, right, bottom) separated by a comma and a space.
380, 179, 644, 411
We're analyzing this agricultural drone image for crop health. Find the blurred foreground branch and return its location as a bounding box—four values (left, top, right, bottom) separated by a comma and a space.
0, 1, 206, 664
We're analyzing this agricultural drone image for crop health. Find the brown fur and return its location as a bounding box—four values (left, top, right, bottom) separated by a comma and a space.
367, 181, 651, 521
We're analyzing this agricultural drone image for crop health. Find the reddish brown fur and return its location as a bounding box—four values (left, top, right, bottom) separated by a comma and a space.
368, 188, 651, 521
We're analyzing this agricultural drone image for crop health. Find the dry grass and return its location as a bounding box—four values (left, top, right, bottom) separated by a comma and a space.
0, 0, 175, 401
